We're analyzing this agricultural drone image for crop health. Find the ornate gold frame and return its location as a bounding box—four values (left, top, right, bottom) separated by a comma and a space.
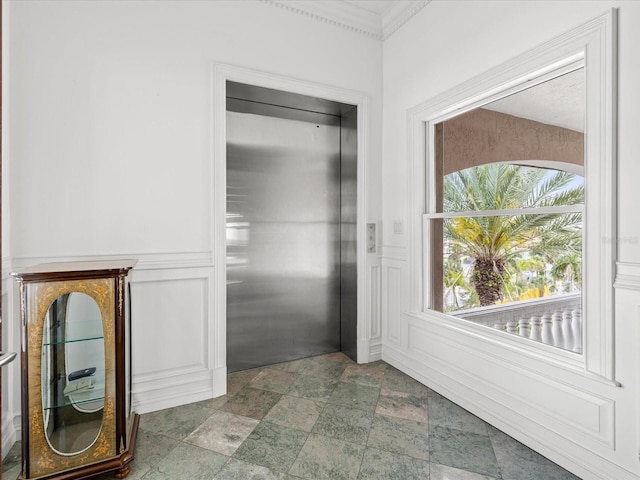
24, 278, 117, 478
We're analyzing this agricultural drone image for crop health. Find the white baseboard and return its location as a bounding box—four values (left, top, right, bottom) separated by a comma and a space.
368, 341, 382, 361
132, 366, 215, 415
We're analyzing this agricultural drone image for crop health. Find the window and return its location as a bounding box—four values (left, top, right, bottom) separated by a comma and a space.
408, 10, 616, 380
426, 69, 585, 353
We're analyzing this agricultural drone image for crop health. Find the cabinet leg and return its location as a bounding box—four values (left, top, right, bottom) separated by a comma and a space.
114, 464, 131, 479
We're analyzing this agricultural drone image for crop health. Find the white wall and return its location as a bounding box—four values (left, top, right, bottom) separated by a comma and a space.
381, 1, 640, 479
3, 0, 382, 454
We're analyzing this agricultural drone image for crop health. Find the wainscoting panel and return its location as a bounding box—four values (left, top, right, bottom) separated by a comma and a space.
368, 264, 382, 360
405, 320, 615, 448
382, 263, 403, 347
130, 264, 215, 414
131, 277, 209, 374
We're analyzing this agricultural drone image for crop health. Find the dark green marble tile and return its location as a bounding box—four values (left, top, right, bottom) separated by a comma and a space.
428, 390, 487, 435
220, 386, 282, 420
228, 368, 264, 394
430, 425, 500, 478
327, 382, 380, 412
340, 364, 385, 388
233, 421, 308, 473
264, 394, 324, 432
376, 389, 428, 423
287, 374, 338, 402
488, 425, 580, 480
365, 360, 389, 371
142, 442, 228, 480
214, 458, 288, 479
367, 414, 429, 460
381, 367, 429, 397
316, 352, 355, 364
3, 463, 21, 480
430, 463, 499, 480
269, 357, 313, 374
250, 368, 298, 394
312, 403, 373, 444
1, 440, 21, 479
357, 447, 429, 480
302, 356, 349, 380
124, 429, 180, 479
197, 393, 235, 410
139, 403, 214, 440
184, 410, 259, 455
289, 433, 365, 480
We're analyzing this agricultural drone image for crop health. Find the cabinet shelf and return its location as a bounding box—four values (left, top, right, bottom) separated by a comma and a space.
43, 335, 104, 346
42, 370, 106, 411
43, 390, 106, 412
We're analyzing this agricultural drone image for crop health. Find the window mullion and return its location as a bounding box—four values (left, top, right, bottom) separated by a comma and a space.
424, 204, 584, 220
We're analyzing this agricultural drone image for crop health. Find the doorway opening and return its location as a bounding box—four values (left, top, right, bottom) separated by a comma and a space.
225, 81, 357, 373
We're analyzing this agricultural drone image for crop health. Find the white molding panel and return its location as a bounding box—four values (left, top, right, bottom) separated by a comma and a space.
366, 264, 382, 362
382, 261, 404, 348
130, 266, 215, 413
369, 264, 382, 341
405, 320, 615, 449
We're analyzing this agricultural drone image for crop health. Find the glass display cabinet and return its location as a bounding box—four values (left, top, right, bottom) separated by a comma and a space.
12, 260, 138, 480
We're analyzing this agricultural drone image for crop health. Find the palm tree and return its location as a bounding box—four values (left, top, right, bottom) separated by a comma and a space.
443, 247, 476, 311
443, 164, 583, 306
550, 251, 582, 293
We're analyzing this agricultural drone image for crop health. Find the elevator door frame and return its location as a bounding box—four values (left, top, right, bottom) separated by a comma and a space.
212, 63, 370, 391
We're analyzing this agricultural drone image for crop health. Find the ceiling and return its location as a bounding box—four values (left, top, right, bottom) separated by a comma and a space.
483, 69, 585, 133
265, 0, 430, 40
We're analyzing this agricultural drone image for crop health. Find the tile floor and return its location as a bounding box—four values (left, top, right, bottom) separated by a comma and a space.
2, 353, 581, 479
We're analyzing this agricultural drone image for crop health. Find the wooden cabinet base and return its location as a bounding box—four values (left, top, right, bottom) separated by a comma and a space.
18, 413, 139, 480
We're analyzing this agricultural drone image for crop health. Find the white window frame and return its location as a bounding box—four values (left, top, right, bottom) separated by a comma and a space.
407, 10, 617, 381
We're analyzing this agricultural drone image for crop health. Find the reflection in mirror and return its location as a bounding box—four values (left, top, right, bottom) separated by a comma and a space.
430, 68, 584, 352
41, 292, 105, 455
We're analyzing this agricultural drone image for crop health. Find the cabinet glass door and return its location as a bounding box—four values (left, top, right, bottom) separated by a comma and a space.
41, 292, 105, 455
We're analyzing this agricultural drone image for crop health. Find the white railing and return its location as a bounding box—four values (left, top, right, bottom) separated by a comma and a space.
451, 294, 583, 352
492, 307, 582, 353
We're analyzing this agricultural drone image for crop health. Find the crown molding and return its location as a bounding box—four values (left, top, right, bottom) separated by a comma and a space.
381, 0, 431, 39
262, 0, 429, 41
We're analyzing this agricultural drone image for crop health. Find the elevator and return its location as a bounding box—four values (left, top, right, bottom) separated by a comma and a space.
226, 81, 357, 373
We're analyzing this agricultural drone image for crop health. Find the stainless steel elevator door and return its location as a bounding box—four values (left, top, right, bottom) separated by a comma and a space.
226, 106, 342, 372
